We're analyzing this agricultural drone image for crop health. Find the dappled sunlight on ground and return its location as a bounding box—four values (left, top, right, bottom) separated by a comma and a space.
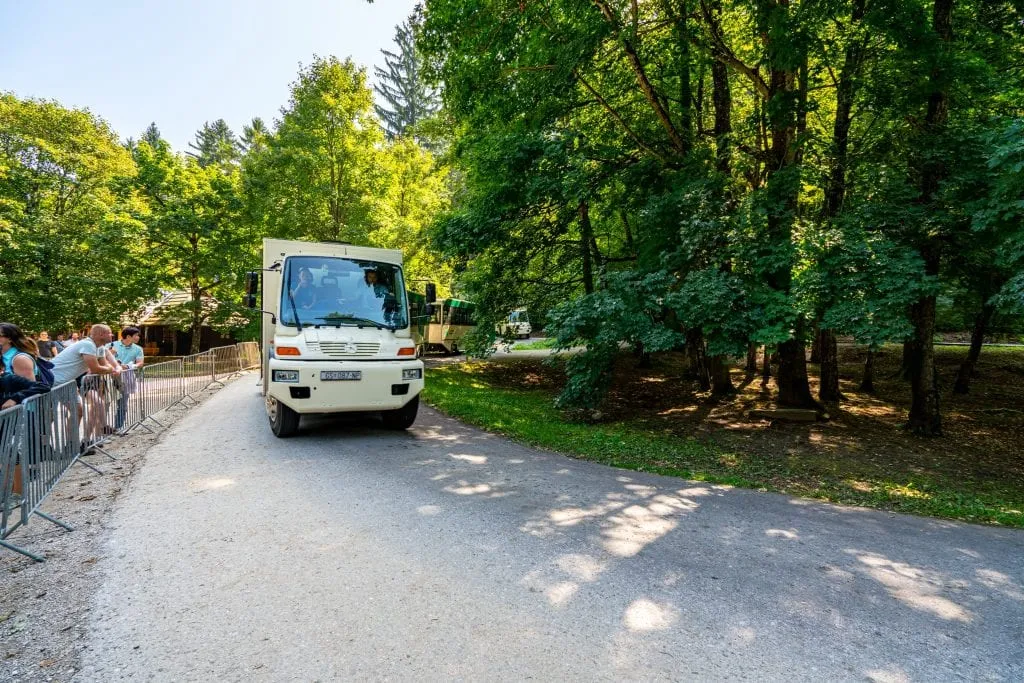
622, 598, 679, 631
189, 477, 236, 492
850, 551, 973, 622
450, 453, 488, 464
865, 667, 911, 683
974, 568, 1024, 601
463, 347, 1024, 519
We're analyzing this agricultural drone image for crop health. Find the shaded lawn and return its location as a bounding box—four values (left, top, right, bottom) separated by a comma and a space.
422, 345, 1024, 527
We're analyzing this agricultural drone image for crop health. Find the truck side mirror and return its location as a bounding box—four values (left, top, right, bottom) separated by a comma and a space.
244, 271, 259, 308
425, 283, 437, 304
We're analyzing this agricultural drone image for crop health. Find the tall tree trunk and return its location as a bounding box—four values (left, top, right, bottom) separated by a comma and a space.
579, 201, 594, 295
189, 284, 202, 354
777, 320, 817, 408
818, 328, 842, 405
762, 345, 771, 384
953, 302, 995, 394
817, 0, 867, 404
906, 0, 953, 436
758, 0, 815, 409
711, 49, 731, 173
906, 255, 942, 435
706, 16, 734, 398
898, 341, 913, 380
860, 347, 876, 393
824, 0, 867, 218
710, 355, 734, 397
810, 323, 823, 363
746, 343, 758, 375
686, 329, 711, 391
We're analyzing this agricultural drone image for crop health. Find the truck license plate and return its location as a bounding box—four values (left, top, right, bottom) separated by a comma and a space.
321, 370, 362, 381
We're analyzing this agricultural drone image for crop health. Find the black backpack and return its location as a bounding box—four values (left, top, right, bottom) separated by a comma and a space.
33, 356, 56, 386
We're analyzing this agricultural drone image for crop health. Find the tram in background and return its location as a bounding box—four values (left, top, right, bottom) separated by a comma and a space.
408, 292, 476, 356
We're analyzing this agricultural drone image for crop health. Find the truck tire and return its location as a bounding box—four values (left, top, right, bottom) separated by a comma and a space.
268, 396, 300, 438
382, 395, 419, 430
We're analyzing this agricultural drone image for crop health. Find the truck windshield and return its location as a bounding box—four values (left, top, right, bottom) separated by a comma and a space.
281, 256, 408, 330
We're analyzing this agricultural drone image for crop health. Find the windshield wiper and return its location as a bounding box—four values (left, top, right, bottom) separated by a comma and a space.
314, 315, 395, 330
286, 286, 303, 331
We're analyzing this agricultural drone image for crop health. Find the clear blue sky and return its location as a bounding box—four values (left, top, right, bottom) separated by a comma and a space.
1, 0, 420, 151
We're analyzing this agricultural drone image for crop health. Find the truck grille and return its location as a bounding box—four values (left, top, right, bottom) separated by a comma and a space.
314, 342, 381, 358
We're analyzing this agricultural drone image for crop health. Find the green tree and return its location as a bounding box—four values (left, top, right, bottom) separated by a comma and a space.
263, 56, 382, 243
0, 94, 152, 332
132, 136, 251, 353
187, 118, 241, 169
374, 19, 440, 140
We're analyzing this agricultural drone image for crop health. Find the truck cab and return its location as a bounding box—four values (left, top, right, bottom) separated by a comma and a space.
249, 239, 429, 437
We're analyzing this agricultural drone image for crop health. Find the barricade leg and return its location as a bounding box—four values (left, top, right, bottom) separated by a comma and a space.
0, 538, 45, 563
75, 458, 104, 475
33, 510, 73, 531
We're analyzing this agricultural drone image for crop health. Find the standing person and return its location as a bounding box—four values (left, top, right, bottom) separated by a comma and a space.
0, 323, 42, 381
36, 331, 59, 360
107, 326, 144, 431
51, 325, 119, 441
53, 333, 67, 354
69, 332, 80, 343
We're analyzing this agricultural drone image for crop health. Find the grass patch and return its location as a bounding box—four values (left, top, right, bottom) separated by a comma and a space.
511, 337, 560, 351
422, 361, 1024, 528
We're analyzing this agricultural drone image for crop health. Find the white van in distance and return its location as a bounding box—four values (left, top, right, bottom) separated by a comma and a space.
497, 308, 531, 340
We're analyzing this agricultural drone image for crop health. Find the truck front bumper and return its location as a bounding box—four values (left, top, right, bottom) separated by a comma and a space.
267, 358, 424, 414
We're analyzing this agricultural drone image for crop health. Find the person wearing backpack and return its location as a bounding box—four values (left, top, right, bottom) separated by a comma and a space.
0, 322, 52, 384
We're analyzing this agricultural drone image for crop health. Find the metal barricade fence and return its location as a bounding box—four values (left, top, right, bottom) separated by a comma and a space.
2, 345, 259, 561
138, 359, 184, 423
21, 382, 81, 520
1, 405, 25, 546
182, 352, 213, 398
211, 345, 242, 382
237, 341, 260, 370
79, 374, 118, 456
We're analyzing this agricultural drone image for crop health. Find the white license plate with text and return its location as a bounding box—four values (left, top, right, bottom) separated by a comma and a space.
321, 370, 362, 381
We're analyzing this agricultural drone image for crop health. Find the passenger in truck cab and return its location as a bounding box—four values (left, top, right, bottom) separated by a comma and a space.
355, 269, 390, 316
290, 267, 318, 309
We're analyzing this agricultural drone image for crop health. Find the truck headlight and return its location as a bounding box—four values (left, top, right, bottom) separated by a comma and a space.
273, 370, 300, 383
402, 368, 422, 381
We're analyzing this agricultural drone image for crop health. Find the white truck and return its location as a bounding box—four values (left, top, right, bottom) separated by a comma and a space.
245, 239, 432, 437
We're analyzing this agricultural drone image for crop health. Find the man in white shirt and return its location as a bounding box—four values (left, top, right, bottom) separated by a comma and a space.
51, 324, 120, 441
51, 324, 119, 386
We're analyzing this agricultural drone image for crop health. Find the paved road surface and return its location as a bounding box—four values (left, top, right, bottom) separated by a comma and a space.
79, 377, 1024, 681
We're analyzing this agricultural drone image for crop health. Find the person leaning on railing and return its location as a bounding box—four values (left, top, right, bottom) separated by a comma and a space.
50, 324, 120, 441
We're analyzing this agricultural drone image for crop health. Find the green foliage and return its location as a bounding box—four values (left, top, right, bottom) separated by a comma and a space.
374, 18, 441, 141
187, 119, 241, 168
0, 93, 154, 332
418, 0, 1024, 417
260, 56, 382, 243
131, 135, 255, 352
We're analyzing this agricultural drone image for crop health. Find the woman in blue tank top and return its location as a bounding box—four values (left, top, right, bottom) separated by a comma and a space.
0, 323, 40, 381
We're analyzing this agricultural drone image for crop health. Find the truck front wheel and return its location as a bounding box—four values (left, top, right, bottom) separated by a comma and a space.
268, 396, 300, 438
382, 395, 419, 430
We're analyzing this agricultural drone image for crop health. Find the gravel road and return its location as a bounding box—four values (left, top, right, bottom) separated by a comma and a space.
67, 377, 1023, 681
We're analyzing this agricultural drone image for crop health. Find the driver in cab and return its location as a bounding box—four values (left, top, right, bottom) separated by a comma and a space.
290, 267, 317, 309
